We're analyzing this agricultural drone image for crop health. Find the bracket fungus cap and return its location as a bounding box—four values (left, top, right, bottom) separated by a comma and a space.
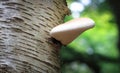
50, 18, 95, 45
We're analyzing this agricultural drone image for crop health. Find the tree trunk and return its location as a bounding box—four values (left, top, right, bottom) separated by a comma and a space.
107, 0, 120, 61
0, 0, 69, 73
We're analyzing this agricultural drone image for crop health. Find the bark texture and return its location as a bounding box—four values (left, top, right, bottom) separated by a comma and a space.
0, 0, 69, 73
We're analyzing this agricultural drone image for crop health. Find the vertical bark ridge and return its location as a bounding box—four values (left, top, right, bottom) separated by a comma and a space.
0, 0, 69, 73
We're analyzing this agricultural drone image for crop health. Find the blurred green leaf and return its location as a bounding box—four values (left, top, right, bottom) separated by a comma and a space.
62, 0, 119, 73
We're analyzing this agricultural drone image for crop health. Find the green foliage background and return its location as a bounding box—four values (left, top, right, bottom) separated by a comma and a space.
61, 0, 120, 73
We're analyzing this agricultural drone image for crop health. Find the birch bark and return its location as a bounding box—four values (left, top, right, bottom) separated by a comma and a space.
0, 0, 69, 73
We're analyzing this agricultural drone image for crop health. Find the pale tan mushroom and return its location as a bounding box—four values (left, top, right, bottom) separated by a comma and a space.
50, 18, 95, 45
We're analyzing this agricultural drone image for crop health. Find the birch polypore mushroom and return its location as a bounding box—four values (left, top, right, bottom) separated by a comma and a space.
50, 18, 95, 45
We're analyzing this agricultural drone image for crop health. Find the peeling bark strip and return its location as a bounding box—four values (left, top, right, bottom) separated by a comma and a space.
0, 0, 69, 73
